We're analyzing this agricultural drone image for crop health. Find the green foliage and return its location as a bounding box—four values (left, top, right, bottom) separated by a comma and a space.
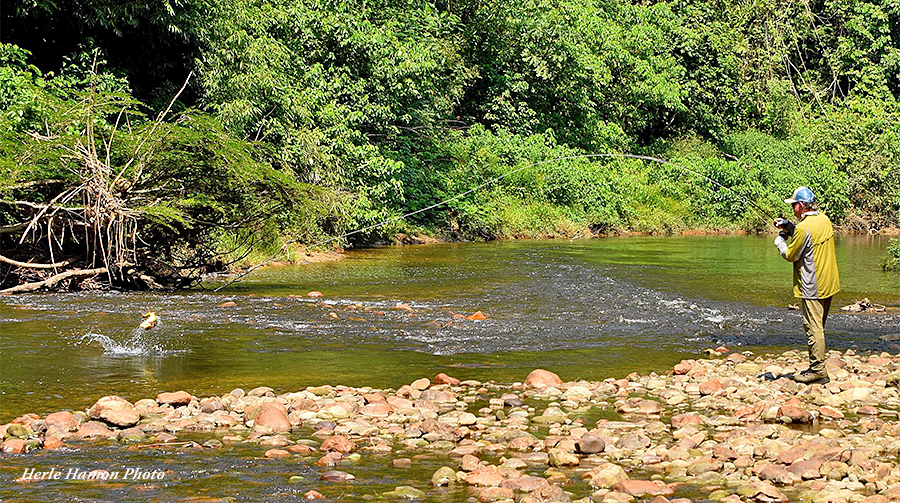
2, 0, 900, 263
883, 238, 900, 272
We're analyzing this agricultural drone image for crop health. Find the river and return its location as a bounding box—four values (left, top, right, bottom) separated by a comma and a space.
0, 235, 897, 501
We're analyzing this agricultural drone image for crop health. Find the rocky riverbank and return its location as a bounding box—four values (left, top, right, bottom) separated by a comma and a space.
6, 348, 900, 503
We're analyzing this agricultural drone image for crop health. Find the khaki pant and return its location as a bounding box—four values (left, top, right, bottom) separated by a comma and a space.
801, 297, 832, 373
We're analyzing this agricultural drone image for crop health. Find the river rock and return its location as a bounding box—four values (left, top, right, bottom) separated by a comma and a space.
264, 448, 290, 458
478, 487, 515, 502
461, 454, 483, 471
383, 486, 426, 499
44, 411, 78, 432
320, 470, 355, 482
576, 435, 605, 454
521, 485, 572, 503
613, 480, 673, 497
778, 405, 813, 423
88, 396, 140, 427
749, 483, 788, 503
699, 378, 723, 396
253, 404, 291, 433
548, 447, 579, 467
76, 421, 115, 439
157, 391, 192, 406
320, 435, 357, 454
411, 378, 431, 391
562, 386, 593, 402
434, 373, 460, 385
467, 465, 504, 486
590, 463, 629, 488
757, 464, 799, 485
431, 466, 457, 486
248, 386, 274, 398
526, 369, 563, 388
42, 436, 64, 450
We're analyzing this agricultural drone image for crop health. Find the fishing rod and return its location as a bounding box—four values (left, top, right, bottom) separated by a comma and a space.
213, 152, 776, 291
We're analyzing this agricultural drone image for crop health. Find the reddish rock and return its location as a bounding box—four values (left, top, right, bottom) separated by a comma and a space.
395, 303, 414, 312
757, 464, 799, 485
288, 444, 317, 455
253, 405, 292, 433
521, 485, 571, 503
479, 486, 515, 502
360, 402, 392, 417
466, 311, 487, 320
461, 454, 483, 471
320, 470, 355, 482
525, 369, 563, 388
218, 301, 237, 308
320, 435, 357, 454
726, 352, 747, 363
1, 439, 26, 454
392, 458, 412, 469
613, 480, 674, 497
264, 448, 290, 458
307, 291, 324, 298
699, 378, 723, 396
778, 405, 813, 424
670, 413, 705, 428
673, 360, 694, 375
466, 465, 504, 486
750, 483, 788, 503
76, 421, 116, 439
434, 373, 461, 385
42, 437, 64, 450
714, 346, 730, 354
44, 411, 78, 432
410, 378, 431, 390
501, 476, 550, 493
315, 452, 343, 467
712, 445, 738, 461
304, 490, 326, 500
788, 459, 824, 480
156, 391, 192, 406
819, 406, 844, 419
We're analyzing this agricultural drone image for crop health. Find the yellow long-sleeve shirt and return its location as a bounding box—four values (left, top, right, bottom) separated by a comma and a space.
776, 212, 840, 299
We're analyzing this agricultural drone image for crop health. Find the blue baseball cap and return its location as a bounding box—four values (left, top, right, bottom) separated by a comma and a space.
785, 186, 815, 204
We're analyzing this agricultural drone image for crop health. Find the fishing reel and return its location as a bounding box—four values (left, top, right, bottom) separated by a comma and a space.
773, 215, 795, 239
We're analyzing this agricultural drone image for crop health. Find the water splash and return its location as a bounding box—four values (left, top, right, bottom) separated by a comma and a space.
78, 325, 176, 356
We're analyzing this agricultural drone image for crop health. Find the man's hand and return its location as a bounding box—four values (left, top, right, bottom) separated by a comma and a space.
774, 218, 795, 239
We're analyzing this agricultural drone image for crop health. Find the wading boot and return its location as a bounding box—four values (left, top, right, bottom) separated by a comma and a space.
793, 369, 829, 385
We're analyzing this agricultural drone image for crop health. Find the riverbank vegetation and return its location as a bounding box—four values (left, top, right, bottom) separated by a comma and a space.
1, 0, 898, 289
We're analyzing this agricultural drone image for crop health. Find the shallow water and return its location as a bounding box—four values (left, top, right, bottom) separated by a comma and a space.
2, 235, 898, 421
0, 235, 897, 501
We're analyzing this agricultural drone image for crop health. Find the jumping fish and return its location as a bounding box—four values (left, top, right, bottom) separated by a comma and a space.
140, 311, 158, 330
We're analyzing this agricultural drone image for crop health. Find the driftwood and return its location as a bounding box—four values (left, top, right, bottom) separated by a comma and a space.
0, 267, 108, 294
0, 254, 71, 269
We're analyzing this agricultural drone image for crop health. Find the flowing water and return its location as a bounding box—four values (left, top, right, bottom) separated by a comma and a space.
0, 235, 898, 501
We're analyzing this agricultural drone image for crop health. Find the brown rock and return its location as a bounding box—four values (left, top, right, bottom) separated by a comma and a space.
44, 411, 78, 432
315, 452, 343, 467
757, 464, 799, 485
392, 458, 412, 469
1, 439, 26, 454
307, 291, 324, 298
670, 413, 704, 428
576, 435, 606, 454
613, 480, 674, 497
76, 421, 116, 439
479, 487, 515, 502
466, 465, 504, 486
264, 448, 290, 458
699, 378, 723, 396
750, 483, 788, 503
320, 470, 355, 482
461, 454, 482, 471
42, 437, 64, 450
304, 490, 326, 499
788, 458, 824, 480
521, 485, 572, 503
320, 435, 357, 454
466, 311, 487, 321
218, 301, 237, 308
501, 476, 550, 493
819, 406, 844, 419
673, 360, 694, 375
360, 402, 392, 417
411, 378, 431, 390
778, 405, 813, 423
288, 444, 317, 455
434, 373, 461, 385
525, 369, 563, 388
157, 391, 193, 406
253, 405, 291, 433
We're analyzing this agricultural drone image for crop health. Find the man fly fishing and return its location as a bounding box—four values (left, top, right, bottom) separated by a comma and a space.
773, 186, 840, 384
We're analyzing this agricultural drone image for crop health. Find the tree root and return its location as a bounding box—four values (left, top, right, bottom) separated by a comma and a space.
0, 254, 71, 269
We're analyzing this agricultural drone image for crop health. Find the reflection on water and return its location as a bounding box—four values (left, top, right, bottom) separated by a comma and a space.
1, 235, 897, 420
